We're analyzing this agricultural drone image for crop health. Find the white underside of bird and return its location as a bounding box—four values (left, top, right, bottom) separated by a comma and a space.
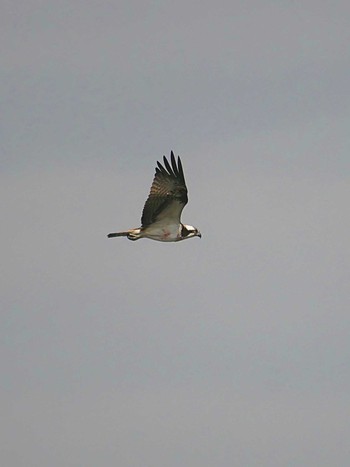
122, 222, 197, 242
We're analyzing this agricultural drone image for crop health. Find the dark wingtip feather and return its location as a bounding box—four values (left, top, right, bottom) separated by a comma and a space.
163, 154, 174, 176
156, 159, 168, 177
177, 156, 185, 182
170, 151, 179, 176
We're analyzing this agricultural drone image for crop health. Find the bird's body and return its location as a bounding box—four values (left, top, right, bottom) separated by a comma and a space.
107, 151, 201, 242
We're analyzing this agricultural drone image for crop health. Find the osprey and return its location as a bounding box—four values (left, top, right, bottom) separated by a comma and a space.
107, 151, 201, 242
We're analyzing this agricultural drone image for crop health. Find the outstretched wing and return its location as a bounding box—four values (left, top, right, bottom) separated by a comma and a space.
141, 151, 188, 227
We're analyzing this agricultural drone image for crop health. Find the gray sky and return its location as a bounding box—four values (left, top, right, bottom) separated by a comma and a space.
1, 1, 350, 466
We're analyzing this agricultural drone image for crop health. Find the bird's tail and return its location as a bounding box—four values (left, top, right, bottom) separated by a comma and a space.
107, 228, 142, 240
107, 231, 129, 238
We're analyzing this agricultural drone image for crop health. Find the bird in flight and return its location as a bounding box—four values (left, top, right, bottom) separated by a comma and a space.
107, 151, 201, 242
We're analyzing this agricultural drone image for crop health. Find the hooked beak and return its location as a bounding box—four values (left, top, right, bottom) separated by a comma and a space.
197, 231, 202, 238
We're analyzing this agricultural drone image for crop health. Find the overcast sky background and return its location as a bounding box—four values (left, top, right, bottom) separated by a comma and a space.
1, 1, 350, 466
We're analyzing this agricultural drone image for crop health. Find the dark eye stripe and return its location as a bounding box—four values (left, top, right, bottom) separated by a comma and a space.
181, 225, 190, 237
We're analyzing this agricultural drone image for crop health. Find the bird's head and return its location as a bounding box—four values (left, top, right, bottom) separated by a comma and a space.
181, 224, 202, 240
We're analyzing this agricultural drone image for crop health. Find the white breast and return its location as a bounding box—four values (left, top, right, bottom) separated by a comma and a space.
143, 222, 181, 242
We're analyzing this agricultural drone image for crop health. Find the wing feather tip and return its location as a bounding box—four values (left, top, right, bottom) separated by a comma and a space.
163, 155, 174, 176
